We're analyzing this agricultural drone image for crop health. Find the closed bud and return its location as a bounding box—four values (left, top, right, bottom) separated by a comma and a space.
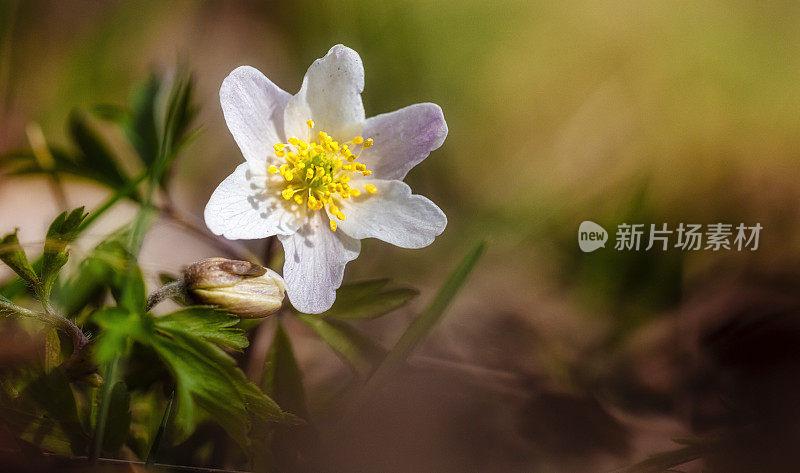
183, 257, 285, 318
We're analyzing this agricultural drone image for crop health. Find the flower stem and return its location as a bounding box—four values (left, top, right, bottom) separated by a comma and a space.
145, 279, 186, 311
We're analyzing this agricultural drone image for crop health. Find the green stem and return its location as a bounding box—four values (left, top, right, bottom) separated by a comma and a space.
79, 171, 148, 233
89, 357, 118, 463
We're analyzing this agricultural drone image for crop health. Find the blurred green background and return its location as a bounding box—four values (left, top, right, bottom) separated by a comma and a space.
4, 1, 800, 472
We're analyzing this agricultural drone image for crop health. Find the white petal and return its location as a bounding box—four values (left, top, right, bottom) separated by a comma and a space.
337, 179, 447, 249
359, 103, 448, 180
220, 66, 291, 167
279, 211, 361, 314
284, 45, 365, 142
205, 163, 302, 240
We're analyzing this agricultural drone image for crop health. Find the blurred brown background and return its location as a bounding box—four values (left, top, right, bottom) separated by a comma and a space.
4, 0, 800, 471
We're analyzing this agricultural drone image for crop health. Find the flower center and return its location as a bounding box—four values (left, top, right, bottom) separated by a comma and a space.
269, 120, 377, 232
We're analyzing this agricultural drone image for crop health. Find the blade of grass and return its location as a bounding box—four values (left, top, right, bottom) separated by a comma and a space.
349, 241, 486, 412
145, 391, 174, 466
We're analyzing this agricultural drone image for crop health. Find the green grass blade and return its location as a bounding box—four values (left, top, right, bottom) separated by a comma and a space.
352, 241, 486, 409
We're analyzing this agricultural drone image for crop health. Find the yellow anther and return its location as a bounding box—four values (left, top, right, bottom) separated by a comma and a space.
270, 129, 378, 231
288, 137, 309, 150
306, 119, 315, 128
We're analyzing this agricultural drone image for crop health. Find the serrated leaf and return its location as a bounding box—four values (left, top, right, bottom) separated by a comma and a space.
156, 327, 286, 424
40, 207, 87, 300
0, 230, 39, 288
262, 322, 309, 419
154, 307, 248, 351
149, 331, 251, 447
144, 320, 289, 448
295, 314, 386, 378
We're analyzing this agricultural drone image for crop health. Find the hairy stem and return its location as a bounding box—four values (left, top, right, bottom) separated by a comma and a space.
145, 279, 186, 311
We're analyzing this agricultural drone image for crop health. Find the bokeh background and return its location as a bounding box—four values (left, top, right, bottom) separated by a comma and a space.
4, 1, 800, 472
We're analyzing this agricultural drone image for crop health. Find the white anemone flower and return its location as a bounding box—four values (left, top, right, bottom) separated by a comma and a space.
205, 45, 448, 314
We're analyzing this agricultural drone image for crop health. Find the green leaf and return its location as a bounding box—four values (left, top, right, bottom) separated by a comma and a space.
149, 331, 250, 447
54, 220, 154, 317
324, 285, 418, 320
353, 241, 486, 408
20, 368, 89, 455
154, 307, 248, 351
295, 314, 386, 378
68, 110, 129, 189
92, 307, 152, 364
40, 207, 87, 300
0, 230, 39, 289
334, 279, 391, 301
152, 69, 198, 187
147, 321, 289, 447
101, 382, 131, 455
262, 322, 309, 419
127, 74, 160, 167
118, 259, 146, 314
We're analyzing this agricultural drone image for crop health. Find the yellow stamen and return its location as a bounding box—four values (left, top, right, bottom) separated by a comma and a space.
271, 122, 377, 230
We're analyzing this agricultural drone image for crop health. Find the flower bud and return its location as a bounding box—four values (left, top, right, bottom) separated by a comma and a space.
183, 257, 285, 318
